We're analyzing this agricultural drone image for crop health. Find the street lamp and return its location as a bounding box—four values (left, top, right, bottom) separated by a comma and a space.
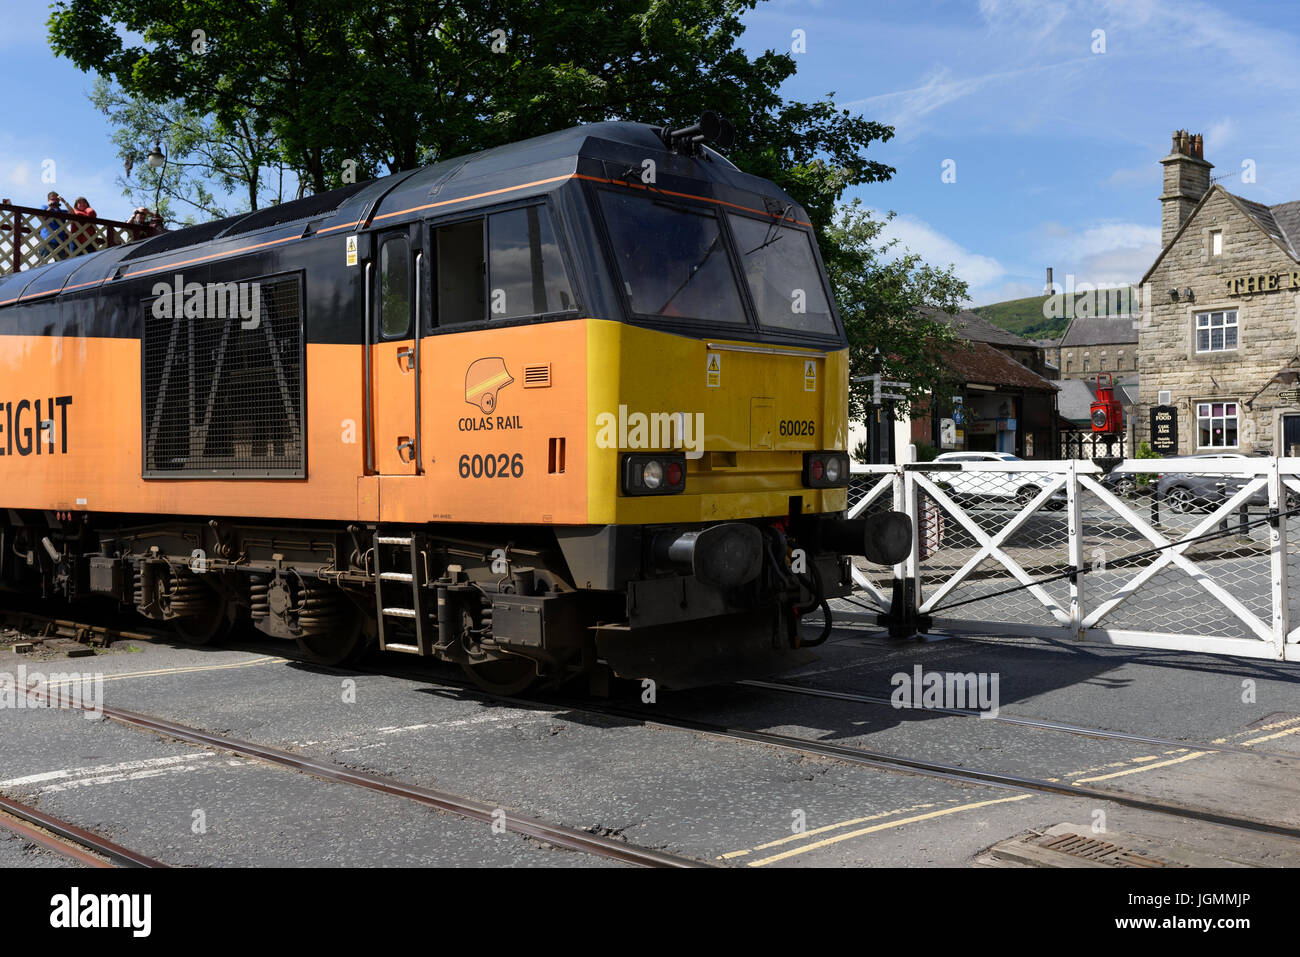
147, 143, 166, 213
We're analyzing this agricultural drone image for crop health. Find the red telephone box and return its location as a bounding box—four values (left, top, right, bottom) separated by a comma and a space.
1090, 373, 1123, 434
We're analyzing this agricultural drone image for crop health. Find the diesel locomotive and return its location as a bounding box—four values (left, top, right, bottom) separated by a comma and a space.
0, 115, 908, 692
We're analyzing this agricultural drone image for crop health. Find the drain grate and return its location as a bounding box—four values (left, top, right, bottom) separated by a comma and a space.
1037, 833, 1187, 868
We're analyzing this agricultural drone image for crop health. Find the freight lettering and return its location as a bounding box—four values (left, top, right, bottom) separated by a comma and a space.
0, 395, 72, 457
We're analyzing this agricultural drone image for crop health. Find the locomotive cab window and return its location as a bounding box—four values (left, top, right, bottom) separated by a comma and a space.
436, 219, 485, 325
379, 236, 412, 338
487, 206, 574, 319
597, 190, 747, 325
435, 204, 575, 326
726, 213, 835, 336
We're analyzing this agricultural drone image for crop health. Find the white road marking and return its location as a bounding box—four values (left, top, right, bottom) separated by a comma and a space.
0, 753, 214, 791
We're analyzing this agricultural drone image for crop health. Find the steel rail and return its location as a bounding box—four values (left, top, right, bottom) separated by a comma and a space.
579, 701, 1300, 844
739, 678, 1300, 762
0, 793, 164, 868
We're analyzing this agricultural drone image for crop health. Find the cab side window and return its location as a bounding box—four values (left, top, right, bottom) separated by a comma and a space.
436, 220, 485, 325
487, 206, 573, 319
434, 204, 574, 327
379, 236, 411, 338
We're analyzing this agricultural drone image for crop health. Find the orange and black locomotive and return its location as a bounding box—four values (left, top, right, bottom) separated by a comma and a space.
0, 116, 908, 691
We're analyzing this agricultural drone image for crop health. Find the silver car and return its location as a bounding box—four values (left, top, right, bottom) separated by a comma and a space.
931, 452, 1067, 509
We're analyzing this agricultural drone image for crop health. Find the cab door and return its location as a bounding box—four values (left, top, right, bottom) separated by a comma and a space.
368, 229, 422, 475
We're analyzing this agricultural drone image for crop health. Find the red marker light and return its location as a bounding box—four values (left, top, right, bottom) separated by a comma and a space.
811, 458, 825, 481
666, 462, 684, 486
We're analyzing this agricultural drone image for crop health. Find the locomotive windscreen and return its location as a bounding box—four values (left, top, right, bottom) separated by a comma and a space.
142, 272, 306, 478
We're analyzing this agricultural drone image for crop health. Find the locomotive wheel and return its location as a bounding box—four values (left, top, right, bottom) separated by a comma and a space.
295, 603, 373, 667
169, 598, 232, 646
461, 655, 537, 696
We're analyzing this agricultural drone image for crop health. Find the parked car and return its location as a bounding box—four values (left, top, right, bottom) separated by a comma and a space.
1155, 452, 1280, 513
931, 451, 1066, 509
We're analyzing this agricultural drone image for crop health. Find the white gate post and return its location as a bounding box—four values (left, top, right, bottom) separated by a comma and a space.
1066, 459, 1085, 641
1269, 457, 1289, 659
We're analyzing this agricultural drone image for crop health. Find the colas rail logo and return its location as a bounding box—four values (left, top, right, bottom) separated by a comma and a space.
459, 357, 522, 431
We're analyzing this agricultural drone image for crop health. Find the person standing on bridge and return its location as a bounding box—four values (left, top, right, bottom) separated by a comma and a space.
38, 191, 71, 261
68, 196, 98, 254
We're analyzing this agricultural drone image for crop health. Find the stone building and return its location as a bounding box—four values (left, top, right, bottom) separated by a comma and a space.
1058, 315, 1139, 382
1138, 130, 1300, 455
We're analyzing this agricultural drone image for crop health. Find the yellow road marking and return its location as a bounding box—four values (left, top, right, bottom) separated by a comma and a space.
1240, 725, 1300, 746
747, 794, 1033, 867
1074, 750, 1211, 783
719, 802, 938, 860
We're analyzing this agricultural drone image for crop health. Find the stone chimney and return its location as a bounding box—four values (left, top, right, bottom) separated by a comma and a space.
1045, 266, 1053, 294
1160, 129, 1213, 248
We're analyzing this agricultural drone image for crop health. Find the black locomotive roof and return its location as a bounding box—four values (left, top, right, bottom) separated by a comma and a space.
0, 121, 805, 307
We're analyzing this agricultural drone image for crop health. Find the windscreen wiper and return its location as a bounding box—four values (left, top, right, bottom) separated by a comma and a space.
657, 233, 721, 313
745, 202, 794, 255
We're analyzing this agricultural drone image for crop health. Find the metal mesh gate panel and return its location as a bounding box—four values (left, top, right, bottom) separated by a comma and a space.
143, 273, 306, 477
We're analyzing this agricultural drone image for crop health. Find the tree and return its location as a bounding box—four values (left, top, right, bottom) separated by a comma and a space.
48, 0, 893, 242
90, 78, 292, 225
824, 201, 971, 420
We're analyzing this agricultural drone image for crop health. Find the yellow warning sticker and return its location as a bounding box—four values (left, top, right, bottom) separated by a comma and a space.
804, 359, 817, 392
706, 352, 721, 388
346, 235, 359, 267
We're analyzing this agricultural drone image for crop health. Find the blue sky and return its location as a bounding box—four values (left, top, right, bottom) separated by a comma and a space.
4, 0, 1298, 305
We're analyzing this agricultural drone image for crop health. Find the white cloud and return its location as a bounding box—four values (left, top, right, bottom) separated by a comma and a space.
1203, 117, 1235, 154
872, 209, 1007, 294
1036, 219, 1161, 287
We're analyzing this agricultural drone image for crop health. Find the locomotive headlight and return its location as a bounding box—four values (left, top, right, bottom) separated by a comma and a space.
621, 453, 687, 496
803, 452, 850, 489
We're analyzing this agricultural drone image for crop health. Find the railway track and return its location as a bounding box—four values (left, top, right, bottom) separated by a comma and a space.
0, 793, 164, 868
6, 605, 1299, 857
738, 678, 1300, 762
2, 647, 705, 868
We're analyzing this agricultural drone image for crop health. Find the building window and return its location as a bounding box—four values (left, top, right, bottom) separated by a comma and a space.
1099, 355, 1107, 371
1195, 310, 1238, 353
1065, 356, 1072, 372
1197, 401, 1239, 448
1210, 230, 1222, 256
1083, 356, 1090, 372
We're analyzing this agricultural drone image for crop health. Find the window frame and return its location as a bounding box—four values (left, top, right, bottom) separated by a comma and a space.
724, 207, 840, 339
377, 233, 414, 341
1195, 400, 1240, 449
588, 183, 846, 346
1194, 309, 1238, 354
423, 196, 581, 336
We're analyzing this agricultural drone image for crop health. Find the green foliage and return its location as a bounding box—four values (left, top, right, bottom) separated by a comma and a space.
49, 0, 893, 237
90, 78, 291, 224
824, 202, 970, 420
851, 439, 870, 464
912, 441, 940, 462
1133, 439, 1158, 486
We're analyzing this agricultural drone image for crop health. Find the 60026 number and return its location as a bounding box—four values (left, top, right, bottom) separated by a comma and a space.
459, 453, 524, 479
779, 419, 815, 436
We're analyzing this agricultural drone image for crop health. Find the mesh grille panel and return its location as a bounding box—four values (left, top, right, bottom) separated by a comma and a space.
143, 274, 306, 477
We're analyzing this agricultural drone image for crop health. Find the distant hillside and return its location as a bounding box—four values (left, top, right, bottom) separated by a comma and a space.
971, 296, 1064, 341
973, 286, 1140, 343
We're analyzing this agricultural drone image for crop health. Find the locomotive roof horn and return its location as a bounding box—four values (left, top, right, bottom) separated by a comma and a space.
659, 110, 735, 155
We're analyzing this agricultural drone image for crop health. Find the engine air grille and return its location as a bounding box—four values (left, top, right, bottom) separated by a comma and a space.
142, 273, 306, 477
